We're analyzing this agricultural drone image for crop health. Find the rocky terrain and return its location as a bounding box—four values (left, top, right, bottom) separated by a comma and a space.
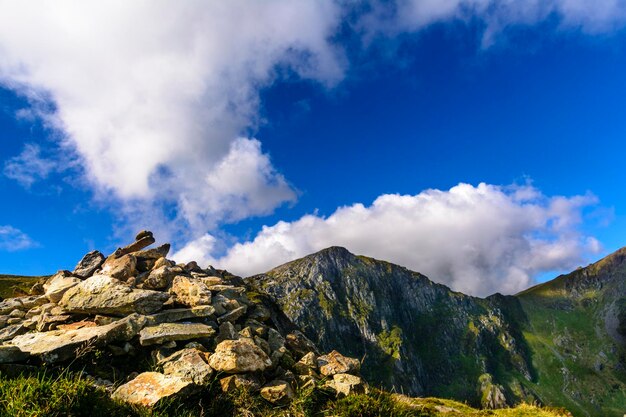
249, 246, 626, 417
0, 231, 367, 411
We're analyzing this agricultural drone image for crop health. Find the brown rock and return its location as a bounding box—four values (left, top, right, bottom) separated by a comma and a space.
101, 254, 137, 281
170, 276, 211, 307
217, 305, 247, 324
317, 350, 360, 376
209, 339, 272, 373
333, 373, 367, 397
43, 271, 81, 303
219, 374, 261, 393
160, 348, 213, 385
142, 265, 177, 290
111, 372, 196, 407
260, 380, 295, 404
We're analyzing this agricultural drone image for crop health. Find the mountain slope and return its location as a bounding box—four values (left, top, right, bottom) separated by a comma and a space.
247, 247, 535, 407
517, 248, 626, 416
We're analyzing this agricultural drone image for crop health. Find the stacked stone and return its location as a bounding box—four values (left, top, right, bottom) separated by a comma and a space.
0, 231, 367, 407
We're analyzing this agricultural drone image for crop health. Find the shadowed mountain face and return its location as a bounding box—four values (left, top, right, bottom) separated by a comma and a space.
247, 246, 626, 416
247, 247, 535, 407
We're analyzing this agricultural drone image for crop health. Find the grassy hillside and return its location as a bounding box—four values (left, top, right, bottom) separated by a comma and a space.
0, 274, 42, 299
517, 249, 626, 417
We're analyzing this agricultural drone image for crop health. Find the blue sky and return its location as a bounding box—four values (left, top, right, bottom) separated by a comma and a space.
1, 1, 625, 296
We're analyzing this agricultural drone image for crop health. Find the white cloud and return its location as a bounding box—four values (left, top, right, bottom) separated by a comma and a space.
179, 183, 601, 297
0, 0, 344, 236
3, 143, 56, 188
0, 225, 38, 251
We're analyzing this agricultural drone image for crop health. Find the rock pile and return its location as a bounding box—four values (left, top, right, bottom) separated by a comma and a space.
0, 231, 367, 407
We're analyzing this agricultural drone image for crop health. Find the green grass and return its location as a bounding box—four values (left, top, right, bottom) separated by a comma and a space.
0, 275, 42, 299
0, 369, 572, 417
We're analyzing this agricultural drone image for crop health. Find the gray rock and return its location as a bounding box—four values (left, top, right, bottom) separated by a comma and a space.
60, 275, 169, 316
209, 339, 272, 373
144, 306, 215, 326
317, 350, 360, 376
170, 276, 212, 307
0, 345, 29, 363
11, 314, 145, 363
139, 322, 216, 346
333, 373, 367, 397
73, 251, 105, 278
260, 380, 295, 404
160, 348, 213, 385
43, 272, 81, 303
0, 324, 27, 342
217, 305, 247, 324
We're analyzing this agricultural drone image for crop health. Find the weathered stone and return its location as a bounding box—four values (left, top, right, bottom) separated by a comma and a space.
217, 305, 246, 324
139, 323, 215, 346
9, 309, 25, 318
216, 321, 239, 343
0, 345, 29, 363
219, 374, 261, 393
479, 373, 508, 409
101, 254, 137, 281
198, 276, 223, 287
209, 340, 272, 373
142, 265, 177, 290
298, 374, 317, 390
60, 275, 169, 316
30, 282, 45, 296
43, 272, 81, 303
293, 352, 318, 376
57, 320, 97, 331
286, 330, 318, 357
73, 250, 105, 278
145, 306, 215, 326
254, 335, 271, 355
248, 305, 271, 322
0, 296, 47, 315
7, 318, 21, 325
333, 373, 367, 397
317, 350, 360, 376
118, 234, 156, 256
184, 261, 202, 273
135, 244, 171, 272
260, 380, 295, 404
160, 348, 213, 385
11, 314, 145, 363
36, 314, 71, 332
0, 324, 27, 342
267, 328, 286, 352
135, 230, 153, 241
170, 276, 211, 307
112, 372, 196, 407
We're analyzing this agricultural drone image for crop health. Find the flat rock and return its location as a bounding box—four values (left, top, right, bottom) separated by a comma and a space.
170, 276, 212, 307
209, 339, 272, 373
160, 348, 213, 385
139, 322, 215, 346
0, 324, 27, 342
0, 296, 47, 315
217, 305, 247, 324
73, 250, 105, 278
317, 350, 360, 376
145, 306, 215, 326
44, 272, 81, 303
60, 275, 169, 316
11, 314, 145, 363
111, 371, 196, 407
142, 265, 177, 290
219, 374, 261, 393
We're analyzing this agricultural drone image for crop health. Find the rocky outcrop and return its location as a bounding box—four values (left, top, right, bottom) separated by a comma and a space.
0, 232, 363, 409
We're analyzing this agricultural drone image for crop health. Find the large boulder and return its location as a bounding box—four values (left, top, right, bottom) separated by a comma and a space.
60, 275, 169, 316
332, 373, 367, 397
209, 339, 272, 373
11, 314, 145, 363
43, 271, 81, 303
160, 348, 213, 385
111, 372, 196, 407
139, 322, 216, 346
142, 265, 178, 290
170, 276, 212, 307
73, 250, 105, 278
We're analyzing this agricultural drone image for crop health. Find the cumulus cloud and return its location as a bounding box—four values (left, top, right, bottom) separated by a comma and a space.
3, 143, 56, 188
0, 225, 38, 251
0, 0, 344, 237
175, 183, 601, 296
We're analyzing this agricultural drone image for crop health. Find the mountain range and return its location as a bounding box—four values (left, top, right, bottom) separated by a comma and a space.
247, 246, 626, 417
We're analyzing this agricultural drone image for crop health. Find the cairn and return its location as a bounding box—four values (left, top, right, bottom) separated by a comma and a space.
0, 231, 366, 407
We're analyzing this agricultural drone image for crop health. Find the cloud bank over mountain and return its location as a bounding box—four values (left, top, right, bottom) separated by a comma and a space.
176, 183, 600, 296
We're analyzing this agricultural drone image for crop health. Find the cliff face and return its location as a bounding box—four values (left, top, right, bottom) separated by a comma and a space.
247, 247, 533, 406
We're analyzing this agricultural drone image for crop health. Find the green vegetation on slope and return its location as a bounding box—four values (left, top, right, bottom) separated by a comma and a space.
0, 275, 42, 298
0, 369, 571, 417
